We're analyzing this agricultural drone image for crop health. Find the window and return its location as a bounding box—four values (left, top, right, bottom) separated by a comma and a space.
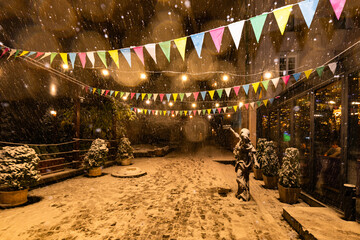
279, 54, 297, 77
279, 102, 292, 157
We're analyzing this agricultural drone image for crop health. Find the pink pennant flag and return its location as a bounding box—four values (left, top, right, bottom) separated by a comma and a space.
193, 110, 197, 116
282, 75, 290, 85
159, 94, 165, 101
105, 90, 110, 96
85, 86, 89, 92
245, 103, 249, 110
152, 110, 155, 115
0, 48, 9, 58
131, 92, 136, 99
209, 27, 225, 52
217, 108, 222, 113
133, 46, 145, 65
330, 0, 347, 20
193, 92, 199, 101
33, 52, 44, 59
233, 86, 240, 96
78, 53, 87, 68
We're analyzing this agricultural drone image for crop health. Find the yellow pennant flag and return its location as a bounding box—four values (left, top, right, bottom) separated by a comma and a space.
207, 109, 211, 114
144, 109, 148, 114
263, 99, 269, 106
304, 69, 312, 79
173, 93, 178, 102
60, 53, 68, 65
108, 50, 119, 68
252, 82, 260, 93
273, 5, 293, 35
184, 111, 188, 116
19, 51, 29, 57
208, 90, 215, 100
115, 91, 119, 97
174, 37, 187, 60
233, 105, 238, 112
92, 88, 97, 94
141, 93, 146, 100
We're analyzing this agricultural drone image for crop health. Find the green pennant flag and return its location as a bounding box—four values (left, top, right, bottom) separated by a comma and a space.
50, 52, 58, 64
202, 109, 206, 115
250, 13, 268, 43
262, 80, 270, 91
208, 90, 215, 100
14, 49, 21, 58
119, 92, 124, 98
257, 101, 262, 107
97, 89, 101, 95
97, 51, 107, 68
180, 93, 185, 101
180, 111, 183, 116
216, 89, 223, 98
159, 41, 171, 62
316, 66, 325, 77
147, 93, 152, 100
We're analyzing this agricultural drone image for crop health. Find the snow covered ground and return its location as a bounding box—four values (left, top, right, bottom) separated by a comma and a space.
0, 145, 306, 239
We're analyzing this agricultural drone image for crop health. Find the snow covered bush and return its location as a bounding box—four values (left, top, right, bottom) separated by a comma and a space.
83, 139, 108, 169
255, 138, 267, 169
278, 148, 300, 188
117, 137, 134, 160
0, 145, 40, 190
262, 141, 280, 177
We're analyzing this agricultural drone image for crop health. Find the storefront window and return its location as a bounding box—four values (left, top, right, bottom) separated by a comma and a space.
279, 102, 292, 157
269, 110, 278, 142
294, 95, 311, 189
314, 81, 342, 201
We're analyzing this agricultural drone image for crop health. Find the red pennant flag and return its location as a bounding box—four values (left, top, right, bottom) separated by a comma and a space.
152, 110, 155, 115
193, 92, 199, 101
85, 86, 89, 92
159, 94, 165, 101
282, 75, 290, 85
131, 93, 136, 99
78, 53, 87, 68
133, 46, 144, 65
193, 110, 197, 116
134, 108, 137, 112
33, 52, 44, 59
233, 86, 240, 96
245, 103, 249, 109
105, 90, 110, 96
171, 111, 174, 115
0, 48, 9, 58
217, 108, 222, 113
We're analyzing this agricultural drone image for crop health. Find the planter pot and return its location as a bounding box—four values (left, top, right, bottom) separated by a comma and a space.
253, 167, 263, 180
263, 174, 278, 189
278, 183, 301, 204
88, 167, 102, 177
0, 188, 29, 207
120, 158, 132, 166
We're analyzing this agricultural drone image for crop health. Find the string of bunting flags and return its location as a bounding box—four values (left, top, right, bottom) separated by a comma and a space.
84, 62, 338, 102
0, 0, 346, 69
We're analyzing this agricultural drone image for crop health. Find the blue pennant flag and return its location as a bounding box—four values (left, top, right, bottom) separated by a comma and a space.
200, 91, 207, 100
69, 53, 77, 69
293, 72, 301, 81
212, 108, 216, 114
299, 0, 319, 28
110, 90, 114, 96
89, 87, 93, 93
120, 48, 131, 67
269, 98, 275, 104
136, 93, 140, 100
242, 84, 250, 95
190, 32, 205, 58
26, 51, 37, 57
166, 93, 171, 102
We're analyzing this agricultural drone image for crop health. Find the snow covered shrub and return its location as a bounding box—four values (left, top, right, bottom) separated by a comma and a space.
83, 139, 108, 169
278, 148, 300, 188
117, 137, 134, 160
0, 145, 40, 190
255, 138, 267, 169
262, 141, 279, 177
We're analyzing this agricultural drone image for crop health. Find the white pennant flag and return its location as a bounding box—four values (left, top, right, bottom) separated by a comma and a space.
225, 88, 232, 97
123, 92, 130, 98
7, 49, 17, 59
87, 52, 95, 68
228, 20, 245, 49
175, 111, 179, 116
272, 77, 280, 88
145, 43, 157, 63
185, 93, 192, 98
153, 93, 158, 101
197, 110, 201, 115
40, 52, 51, 60
250, 102, 255, 109
223, 107, 227, 113
328, 62, 337, 74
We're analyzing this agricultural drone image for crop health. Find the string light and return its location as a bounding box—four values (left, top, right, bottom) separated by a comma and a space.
181, 74, 188, 81
62, 64, 69, 70
140, 73, 147, 79
169, 102, 173, 107
122, 96, 127, 100
215, 103, 220, 107
192, 103, 196, 108
264, 71, 272, 79
102, 69, 109, 76
208, 115, 212, 119
189, 115, 193, 119
239, 102, 244, 107
222, 74, 229, 81
50, 110, 57, 117
145, 100, 151, 104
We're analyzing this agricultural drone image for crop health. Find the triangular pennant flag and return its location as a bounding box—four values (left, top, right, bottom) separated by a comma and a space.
180, 93, 185, 101
108, 50, 119, 68
193, 92, 199, 101
87, 52, 95, 68
166, 93, 171, 102
147, 93, 152, 100
105, 90, 110, 96
85, 86, 89, 92
250, 102, 255, 109
299, 0, 319, 28
197, 110, 201, 115
173, 93, 178, 102
228, 20, 245, 49
233, 86, 241, 96
189, 110, 192, 115
212, 109, 216, 114
263, 99, 269, 106
234, 105, 238, 112
0, 48, 9, 58
7, 49, 16, 59
145, 44, 157, 63
120, 48, 131, 67
124, 92, 130, 99
304, 69, 312, 79
223, 107, 227, 113
19, 51, 29, 57
242, 84, 250, 95
250, 13, 268, 42
252, 82, 260, 93
328, 62, 337, 74
116, 91, 121, 98
144, 109, 148, 114
159, 41, 171, 62
202, 109, 206, 115
193, 110, 196, 116
269, 98, 275, 104
131, 92, 136, 99
245, 103, 249, 110
97, 51, 107, 68
14, 49, 20, 58
110, 90, 114, 96
207, 109, 211, 114
190, 32, 205, 58
153, 93, 158, 101
316, 66, 325, 77
224, 88, 231, 97
217, 108, 222, 113
174, 37, 187, 60
59, 53, 68, 66
282, 75, 290, 85
141, 93, 146, 100
208, 90, 215, 100
40, 52, 51, 60
175, 110, 179, 116
159, 94, 164, 101
26, 51, 36, 57
69, 53, 77, 69
78, 53, 87, 68
216, 89, 223, 98
273, 5, 293, 35
330, 0, 347, 20
262, 80, 270, 90
136, 93, 140, 100
272, 77, 280, 88
101, 89, 105, 95
92, 88, 97, 94
184, 111, 188, 116
293, 72, 301, 81
256, 101, 262, 107
200, 91, 206, 100
209, 27, 225, 52
34, 52, 44, 59
185, 93, 192, 98
50, 52, 58, 64
133, 46, 145, 65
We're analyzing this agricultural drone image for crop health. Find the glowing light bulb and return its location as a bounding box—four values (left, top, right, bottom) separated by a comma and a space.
181, 74, 188, 81
192, 103, 196, 108
227, 114, 231, 117
222, 75, 229, 81
145, 100, 150, 104
50, 110, 57, 117
208, 115, 212, 119
215, 103, 220, 107
102, 69, 109, 76
62, 64, 69, 70
172, 114, 175, 117
239, 102, 244, 107
189, 115, 193, 119
122, 96, 127, 100
140, 73, 147, 79
264, 71, 272, 79
169, 102, 173, 107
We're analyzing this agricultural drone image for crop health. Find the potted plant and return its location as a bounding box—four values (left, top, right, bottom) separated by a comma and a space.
83, 139, 108, 177
262, 141, 280, 189
254, 138, 267, 180
0, 145, 40, 207
117, 137, 134, 166
278, 148, 301, 204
